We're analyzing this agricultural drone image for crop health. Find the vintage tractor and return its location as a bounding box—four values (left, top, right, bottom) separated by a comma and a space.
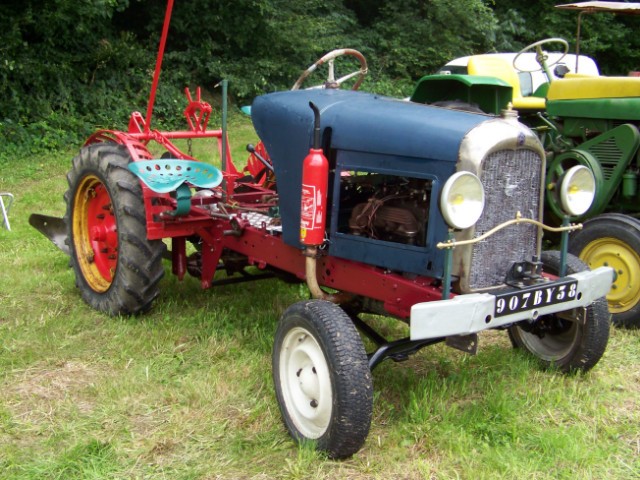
410, 1, 640, 328
31, 0, 614, 459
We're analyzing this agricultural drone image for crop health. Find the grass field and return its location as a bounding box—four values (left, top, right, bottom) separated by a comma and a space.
1, 114, 639, 479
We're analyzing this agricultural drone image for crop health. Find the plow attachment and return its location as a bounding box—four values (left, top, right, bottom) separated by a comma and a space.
29, 214, 69, 255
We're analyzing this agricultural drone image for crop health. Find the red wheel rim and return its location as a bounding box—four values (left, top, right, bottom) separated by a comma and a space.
72, 175, 117, 292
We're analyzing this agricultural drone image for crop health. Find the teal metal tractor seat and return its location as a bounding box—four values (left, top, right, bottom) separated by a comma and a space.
129, 160, 223, 216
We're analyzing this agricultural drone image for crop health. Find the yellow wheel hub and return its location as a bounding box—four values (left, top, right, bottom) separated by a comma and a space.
579, 236, 640, 314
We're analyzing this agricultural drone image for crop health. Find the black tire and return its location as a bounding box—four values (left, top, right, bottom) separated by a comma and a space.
272, 300, 373, 459
64, 143, 165, 315
569, 213, 640, 329
508, 251, 610, 373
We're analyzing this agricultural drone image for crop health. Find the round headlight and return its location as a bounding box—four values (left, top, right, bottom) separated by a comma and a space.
559, 165, 595, 216
440, 171, 485, 229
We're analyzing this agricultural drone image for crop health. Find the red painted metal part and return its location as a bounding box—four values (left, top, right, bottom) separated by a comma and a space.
198, 222, 227, 288
77, 0, 448, 320
145, 0, 174, 132
244, 141, 272, 185
85, 101, 244, 241
87, 182, 118, 282
300, 148, 329, 246
172, 237, 187, 281
84, 119, 447, 318
222, 226, 445, 320
84, 117, 449, 319
184, 87, 212, 132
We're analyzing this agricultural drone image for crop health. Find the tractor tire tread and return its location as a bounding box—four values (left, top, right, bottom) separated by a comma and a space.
569, 213, 640, 328
273, 299, 373, 459
65, 143, 165, 315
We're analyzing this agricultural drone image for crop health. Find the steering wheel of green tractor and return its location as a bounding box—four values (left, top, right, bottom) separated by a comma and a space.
513, 37, 569, 73
292, 48, 368, 91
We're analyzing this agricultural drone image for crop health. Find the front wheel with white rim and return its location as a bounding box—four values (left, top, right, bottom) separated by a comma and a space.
273, 300, 373, 459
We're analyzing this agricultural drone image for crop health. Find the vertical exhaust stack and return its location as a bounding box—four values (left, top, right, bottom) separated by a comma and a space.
300, 102, 329, 247
300, 102, 331, 300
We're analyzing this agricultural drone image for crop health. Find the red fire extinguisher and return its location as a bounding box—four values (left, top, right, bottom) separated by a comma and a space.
300, 102, 329, 246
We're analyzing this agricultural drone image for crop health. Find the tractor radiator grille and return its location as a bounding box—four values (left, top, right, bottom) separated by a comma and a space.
586, 136, 623, 181
467, 149, 543, 290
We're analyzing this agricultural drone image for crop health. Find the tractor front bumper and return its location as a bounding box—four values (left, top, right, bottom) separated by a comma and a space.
410, 266, 614, 340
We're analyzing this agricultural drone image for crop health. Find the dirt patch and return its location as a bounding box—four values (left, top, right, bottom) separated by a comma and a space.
3, 360, 103, 422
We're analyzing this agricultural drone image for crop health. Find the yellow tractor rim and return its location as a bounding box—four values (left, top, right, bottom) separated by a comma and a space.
579, 236, 640, 314
72, 174, 117, 293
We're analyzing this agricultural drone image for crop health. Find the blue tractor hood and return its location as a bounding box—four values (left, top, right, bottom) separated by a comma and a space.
251, 89, 488, 247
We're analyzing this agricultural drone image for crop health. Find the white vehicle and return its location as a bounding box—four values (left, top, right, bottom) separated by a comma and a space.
438, 51, 600, 97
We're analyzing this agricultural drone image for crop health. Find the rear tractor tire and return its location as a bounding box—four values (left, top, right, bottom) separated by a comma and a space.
273, 300, 373, 459
64, 143, 165, 315
508, 251, 610, 373
569, 213, 640, 328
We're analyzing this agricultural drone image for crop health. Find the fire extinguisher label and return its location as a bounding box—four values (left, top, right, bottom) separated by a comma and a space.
301, 184, 318, 230
315, 190, 323, 224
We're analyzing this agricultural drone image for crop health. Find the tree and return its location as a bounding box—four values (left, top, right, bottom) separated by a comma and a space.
490, 0, 640, 75
360, 0, 498, 87
2, 0, 639, 154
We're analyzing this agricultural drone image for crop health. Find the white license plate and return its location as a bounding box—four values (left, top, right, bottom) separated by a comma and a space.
494, 279, 579, 317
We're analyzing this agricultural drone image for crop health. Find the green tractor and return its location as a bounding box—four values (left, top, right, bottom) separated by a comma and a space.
410, 2, 640, 327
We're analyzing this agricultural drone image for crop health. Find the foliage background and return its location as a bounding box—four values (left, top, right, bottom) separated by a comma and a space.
1, 0, 640, 155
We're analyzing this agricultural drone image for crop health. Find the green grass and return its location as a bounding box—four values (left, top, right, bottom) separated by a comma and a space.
1, 114, 639, 479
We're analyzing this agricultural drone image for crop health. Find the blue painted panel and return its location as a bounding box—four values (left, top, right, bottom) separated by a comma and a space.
251, 89, 486, 252
327, 149, 453, 278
